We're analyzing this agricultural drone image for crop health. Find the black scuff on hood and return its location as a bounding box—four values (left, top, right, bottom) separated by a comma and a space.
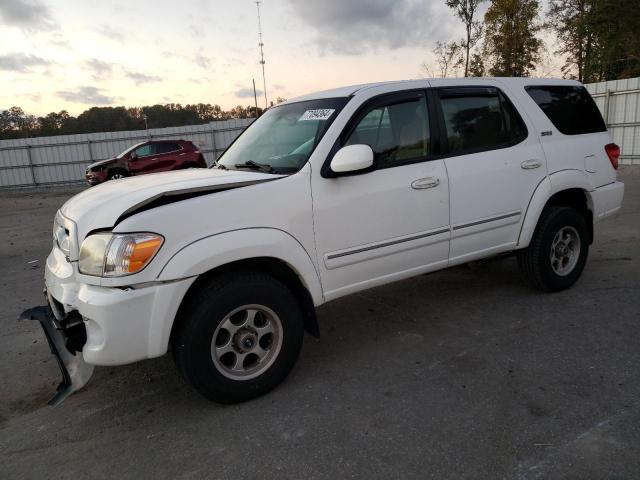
114, 177, 280, 226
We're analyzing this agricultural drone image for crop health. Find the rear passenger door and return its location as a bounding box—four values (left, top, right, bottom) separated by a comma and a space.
435, 86, 547, 265
151, 142, 183, 172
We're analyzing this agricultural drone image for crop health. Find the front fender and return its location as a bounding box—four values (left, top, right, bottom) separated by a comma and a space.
157, 228, 324, 306
517, 170, 594, 248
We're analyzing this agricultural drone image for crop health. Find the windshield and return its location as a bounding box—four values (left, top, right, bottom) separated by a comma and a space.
116, 142, 144, 159
216, 97, 349, 174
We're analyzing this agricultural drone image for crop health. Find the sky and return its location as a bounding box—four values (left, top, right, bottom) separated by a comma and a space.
0, 0, 561, 116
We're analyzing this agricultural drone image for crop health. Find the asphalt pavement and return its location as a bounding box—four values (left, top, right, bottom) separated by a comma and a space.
1, 169, 639, 479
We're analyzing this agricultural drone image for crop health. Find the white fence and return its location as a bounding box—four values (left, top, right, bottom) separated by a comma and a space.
0, 119, 253, 188
586, 77, 640, 165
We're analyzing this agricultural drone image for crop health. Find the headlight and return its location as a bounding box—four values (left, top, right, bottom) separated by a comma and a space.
78, 232, 164, 277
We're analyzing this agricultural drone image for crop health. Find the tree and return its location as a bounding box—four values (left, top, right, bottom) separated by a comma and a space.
589, 0, 640, 80
446, 0, 486, 76
468, 52, 486, 76
0, 103, 265, 140
483, 0, 543, 76
547, 0, 596, 81
38, 111, 73, 136
0, 106, 39, 138
434, 41, 464, 78
547, 0, 640, 82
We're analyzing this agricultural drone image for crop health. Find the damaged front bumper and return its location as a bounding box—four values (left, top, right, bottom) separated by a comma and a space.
20, 301, 94, 406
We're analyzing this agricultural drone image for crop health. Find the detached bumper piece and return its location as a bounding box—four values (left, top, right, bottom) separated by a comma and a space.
20, 305, 94, 406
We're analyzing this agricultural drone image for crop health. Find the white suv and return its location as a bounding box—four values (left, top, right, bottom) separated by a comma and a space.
23, 78, 624, 405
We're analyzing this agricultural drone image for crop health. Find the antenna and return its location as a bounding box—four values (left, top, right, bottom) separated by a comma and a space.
256, 1, 268, 109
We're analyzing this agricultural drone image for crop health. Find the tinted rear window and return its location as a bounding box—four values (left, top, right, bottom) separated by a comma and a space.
525, 86, 606, 135
155, 142, 181, 154
439, 88, 527, 154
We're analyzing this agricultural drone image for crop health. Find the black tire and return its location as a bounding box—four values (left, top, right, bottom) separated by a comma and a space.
517, 206, 589, 292
107, 169, 128, 181
172, 271, 304, 404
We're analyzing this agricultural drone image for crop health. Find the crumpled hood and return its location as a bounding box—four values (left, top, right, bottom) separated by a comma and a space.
60, 169, 282, 245
87, 157, 117, 170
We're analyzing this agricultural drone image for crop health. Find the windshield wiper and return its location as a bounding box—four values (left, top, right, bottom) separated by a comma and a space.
215, 163, 228, 170
233, 160, 275, 173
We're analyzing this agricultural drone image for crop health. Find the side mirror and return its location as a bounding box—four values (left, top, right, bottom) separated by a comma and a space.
330, 144, 374, 174
130, 152, 138, 160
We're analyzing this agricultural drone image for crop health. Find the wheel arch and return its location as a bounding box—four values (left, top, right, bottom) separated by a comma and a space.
160, 228, 323, 343
518, 171, 594, 248
107, 167, 128, 178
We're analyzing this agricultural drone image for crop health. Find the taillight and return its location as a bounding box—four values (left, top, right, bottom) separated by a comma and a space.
605, 143, 620, 170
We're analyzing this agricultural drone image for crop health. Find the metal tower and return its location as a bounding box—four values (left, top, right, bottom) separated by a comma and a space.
256, 1, 268, 109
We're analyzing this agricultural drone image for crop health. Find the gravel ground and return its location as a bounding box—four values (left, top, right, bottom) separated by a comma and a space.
1, 169, 639, 480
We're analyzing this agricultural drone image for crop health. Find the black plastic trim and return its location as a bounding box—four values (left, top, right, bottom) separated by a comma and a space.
453, 211, 521, 231
327, 227, 450, 260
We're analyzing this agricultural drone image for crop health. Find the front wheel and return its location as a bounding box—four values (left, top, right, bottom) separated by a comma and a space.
172, 271, 304, 403
517, 206, 589, 292
107, 169, 127, 181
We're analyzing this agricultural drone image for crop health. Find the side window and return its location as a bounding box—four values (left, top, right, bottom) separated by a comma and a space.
155, 142, 181, 154
134, 144, 154, 157
439, 89, 526, 154
345, 95, 430, 167
525, 85, 606, 135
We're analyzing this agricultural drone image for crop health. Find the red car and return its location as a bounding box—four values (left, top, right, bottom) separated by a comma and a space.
85, 140, 206, 185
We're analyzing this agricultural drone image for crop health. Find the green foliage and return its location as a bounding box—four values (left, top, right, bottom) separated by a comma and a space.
483, 0, 543, 76
0, 103, 264, 140
468, 52, 486, 76
549, 0, 640, 82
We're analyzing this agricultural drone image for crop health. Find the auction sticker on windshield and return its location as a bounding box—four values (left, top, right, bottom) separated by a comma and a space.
299, 109, 335, 121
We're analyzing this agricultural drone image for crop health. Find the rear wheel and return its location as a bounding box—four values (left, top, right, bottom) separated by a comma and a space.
172, 271, 304, 403
517, 206, 589, 292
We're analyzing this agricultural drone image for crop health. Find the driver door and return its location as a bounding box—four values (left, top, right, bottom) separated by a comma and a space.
128, 143, 158, 175
311, 90, 451, 301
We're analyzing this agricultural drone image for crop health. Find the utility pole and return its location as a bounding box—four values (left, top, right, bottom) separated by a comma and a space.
252, 78, 258, 117
256, 1, 268, 109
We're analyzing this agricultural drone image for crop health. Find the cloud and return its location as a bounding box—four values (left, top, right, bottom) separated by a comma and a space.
0, 0, 55, 32
0, 52, 51, 72
194, 51, 212, 69
125, 71, 162, 85
84, 58, 115, 76
189, 24, 204, 38
56, 86, 116, 105
95, 24, 127, 42
235, 87, 262, 99
23, 93, 42, 102
286, 0, 456, 55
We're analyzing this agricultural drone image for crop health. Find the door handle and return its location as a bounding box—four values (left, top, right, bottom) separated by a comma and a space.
411, 177, 440, 189
521, 159, 542, 170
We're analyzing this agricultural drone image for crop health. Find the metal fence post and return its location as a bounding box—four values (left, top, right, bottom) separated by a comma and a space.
26, 145, 37, 186
210, 124, 218, 162
87, 139, 94, 161
604, 89, 613, 127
